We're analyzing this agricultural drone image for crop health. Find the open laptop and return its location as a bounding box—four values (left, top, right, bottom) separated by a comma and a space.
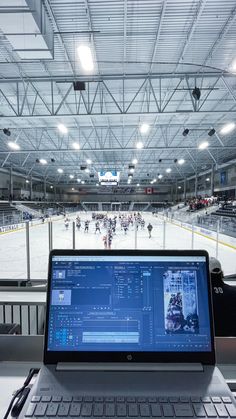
20, 249, 236, 418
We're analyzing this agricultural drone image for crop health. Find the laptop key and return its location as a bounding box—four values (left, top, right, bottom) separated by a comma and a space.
58, 403, 70, 416
169, 397, 179, 403
46, 403, 59, 416
215, 404, 229, 418
226, 404, 236, 417
193, 403, 206, 417
62, 396, 72, 402
69, 403, 82, 416
24, 403, 36, 417
180, 396, 190, 403
128, 403, 139, 416
139, 403, 150, 416
174, 403, 193, 417
117, 403, 127, 416
137, 397, 147, 403
84, 396, 93, 402
204, 404, 217, 417
81, 403, 93, 416
211, 397, 221, 403
34, 403, 48, 416
105, 396, 115, 402
162, 404, 174, 417
117, 397, 125, 402
148, 397, 157, 403
31, 396, 41, 403
94, 396, 104, 402
105, 403, 115, 416
159, 397, 168, 403
73, 396, 83, 402
93, 403, 104, 416
222, 397, 232, 404
41, 396, 51, 402
150, 404, 162, 417
202, 397, 211, 403
52, 396, 62, 402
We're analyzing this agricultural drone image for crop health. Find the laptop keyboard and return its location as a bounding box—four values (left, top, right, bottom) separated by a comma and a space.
24, 395, 236, 418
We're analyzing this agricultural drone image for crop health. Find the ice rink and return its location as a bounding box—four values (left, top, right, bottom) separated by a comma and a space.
0, 212, 236, 280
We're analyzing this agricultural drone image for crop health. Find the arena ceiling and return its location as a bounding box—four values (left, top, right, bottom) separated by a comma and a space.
0, 0, 236, 188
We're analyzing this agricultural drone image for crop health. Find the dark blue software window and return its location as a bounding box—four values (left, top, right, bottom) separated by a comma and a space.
47, 256, 212, 352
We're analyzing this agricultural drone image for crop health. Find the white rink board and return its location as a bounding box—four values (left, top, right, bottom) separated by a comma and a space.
0, 212, 236, 279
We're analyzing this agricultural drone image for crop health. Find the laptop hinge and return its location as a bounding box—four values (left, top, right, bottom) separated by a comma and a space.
56, 362, 204, 372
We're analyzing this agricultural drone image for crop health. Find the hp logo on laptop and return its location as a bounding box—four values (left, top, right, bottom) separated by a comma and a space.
127, 354, 132, 361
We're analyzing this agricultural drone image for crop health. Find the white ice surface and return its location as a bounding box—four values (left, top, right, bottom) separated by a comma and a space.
0, 212, 236, 279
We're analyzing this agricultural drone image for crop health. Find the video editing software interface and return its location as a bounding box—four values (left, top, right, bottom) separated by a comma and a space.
47, 255, 212, 352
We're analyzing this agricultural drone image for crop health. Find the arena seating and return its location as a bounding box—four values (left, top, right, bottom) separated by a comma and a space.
212, 205, 236, 218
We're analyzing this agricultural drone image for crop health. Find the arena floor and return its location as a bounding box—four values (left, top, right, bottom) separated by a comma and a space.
0, 212, 235, 279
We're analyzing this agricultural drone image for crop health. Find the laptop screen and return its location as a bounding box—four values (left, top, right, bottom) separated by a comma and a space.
47, 253, 212, 354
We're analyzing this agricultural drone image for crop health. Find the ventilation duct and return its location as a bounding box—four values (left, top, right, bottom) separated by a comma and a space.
0, 1, 53, 59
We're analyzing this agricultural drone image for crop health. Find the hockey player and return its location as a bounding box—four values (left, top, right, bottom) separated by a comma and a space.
84, 220, 89, 233
95, 221, 101, 234
147, 223, 153, 238
76, 218, 81, 230
64, 218, 69, 230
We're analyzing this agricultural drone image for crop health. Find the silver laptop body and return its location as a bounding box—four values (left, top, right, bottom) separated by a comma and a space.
19, 249, 236, 418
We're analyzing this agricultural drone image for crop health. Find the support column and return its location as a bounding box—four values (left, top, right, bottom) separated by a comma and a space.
175, 180, 178, 203
30, 175, 33, 200
194, 173, 198, 197
43, 178, 46, 200
211, 164, 215, 196
9, 166, 13, 200
54, 185, 56, 201
170, 185, 174, 203
184, 177, 187, 202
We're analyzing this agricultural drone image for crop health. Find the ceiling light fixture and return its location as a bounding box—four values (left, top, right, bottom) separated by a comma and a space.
198, 141, 209, 150
96, 183, 99, 186
72, 142, 80, 150
50, 185, 53, 189
137, 183, 140, 186
220, 122, 235, 135
8, 141, 20, 150
58, 124, 68, 134
136, 141, 143, 149
57, 168, 63, 174
178, 186, 181, 189
182, 128, 189, 137
81, 180, 85, 184
166, 168, 172, 173
39, 158, 47, 165
129, 168, 135, 173
158, 174, 163, 179
77, 45, 94, 72
69, 174, 74, 179
132, 158, 138, 165
25, 180, 29, 184
86, 159, 92, 164
77, 178, 81, 183
206, 178, 210, 182
140, 123, 150, 134
192, 87, 201, 100
178, 159, 185, 165
85, 168, 90, 173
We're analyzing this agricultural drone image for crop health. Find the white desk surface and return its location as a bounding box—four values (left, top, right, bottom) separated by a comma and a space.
1, 362, 236, 418
0, 291, 46, 304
